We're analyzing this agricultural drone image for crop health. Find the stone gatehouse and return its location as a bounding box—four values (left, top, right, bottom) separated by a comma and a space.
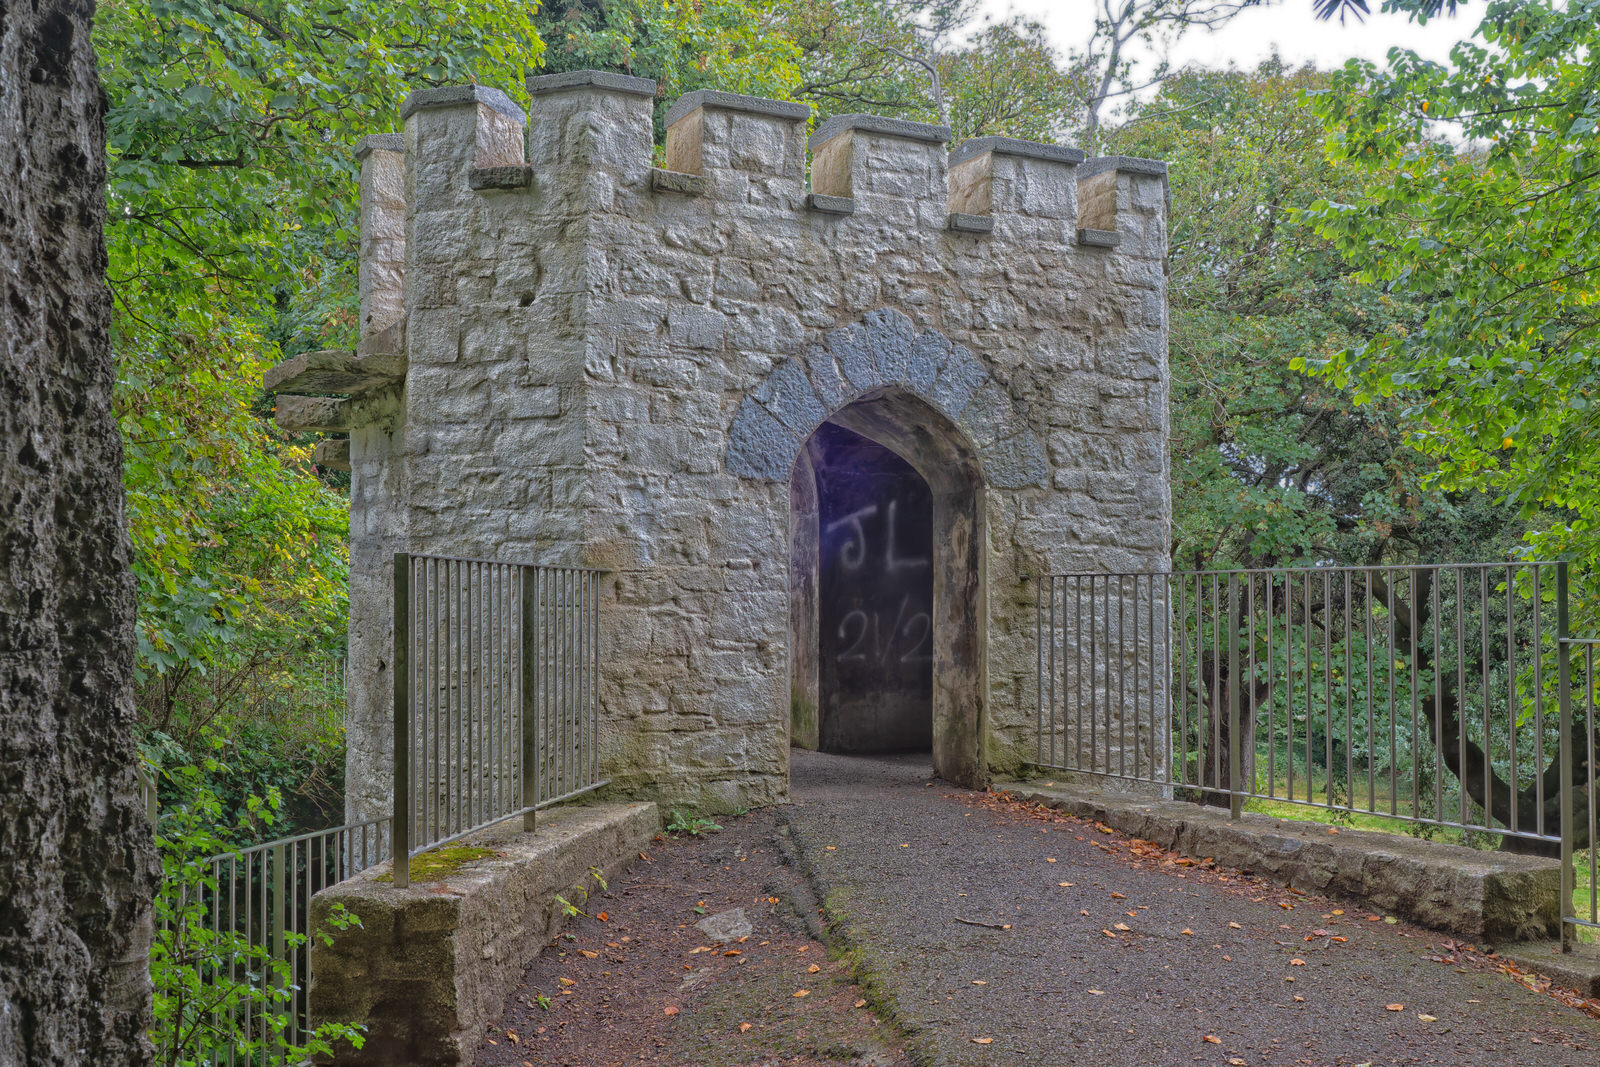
273, 70, 1171, 823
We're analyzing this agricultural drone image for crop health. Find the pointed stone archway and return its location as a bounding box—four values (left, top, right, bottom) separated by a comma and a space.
728, 310, 1047, 788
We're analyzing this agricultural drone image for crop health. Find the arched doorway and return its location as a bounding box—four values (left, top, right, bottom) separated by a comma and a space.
789, 388, 987, 786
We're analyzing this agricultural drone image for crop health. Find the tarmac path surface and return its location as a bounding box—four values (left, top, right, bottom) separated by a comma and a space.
782, 750, 1600, 1067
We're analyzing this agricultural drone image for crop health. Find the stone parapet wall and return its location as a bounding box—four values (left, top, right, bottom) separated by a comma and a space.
326, 72, 1171, 824
311, 801, 659, 1065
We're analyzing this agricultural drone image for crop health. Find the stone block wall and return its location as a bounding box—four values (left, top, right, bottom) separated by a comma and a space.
329, 73, 1172, 823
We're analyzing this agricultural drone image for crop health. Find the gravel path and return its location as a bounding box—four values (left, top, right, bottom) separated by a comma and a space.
784, 750, 1600, 1067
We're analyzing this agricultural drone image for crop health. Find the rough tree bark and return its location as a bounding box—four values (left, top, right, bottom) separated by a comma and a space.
0, 0, 159, 1062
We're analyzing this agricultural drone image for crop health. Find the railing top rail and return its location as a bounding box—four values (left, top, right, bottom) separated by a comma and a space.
1036, 561, 1562, 581
398, 550, 611, 574
202, 815, 393, 866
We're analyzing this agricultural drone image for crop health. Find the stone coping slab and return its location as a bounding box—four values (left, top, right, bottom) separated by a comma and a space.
401, 85, 524, 123
1076, 153, 1169, 180
311, 800, 659, 1066
998, 778, 1560, 945
808, 113, 950, 149
353, 132, 403, 160
949, 135, 1086, 168
526, 69, 656, 98
665, 88, 809, 127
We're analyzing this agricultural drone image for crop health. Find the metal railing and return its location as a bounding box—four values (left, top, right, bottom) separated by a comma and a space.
157, 817, 391, 1064
391, 552, 609, 886
1560, 637, 1600, 940
1034, 562, 1599, 949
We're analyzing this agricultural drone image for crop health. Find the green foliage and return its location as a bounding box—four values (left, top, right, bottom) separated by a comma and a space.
666, 810, 724, 836
1301, 0, 1600, 596
143, 725, 344, 846
97, 0, 548, 693
782, 0, 1084, 141
939, 17, 1086, 142
150, 763, 364, 1064
554, 866, 613, 917
1113, 61, 1524, 569
537, 0, 803, 137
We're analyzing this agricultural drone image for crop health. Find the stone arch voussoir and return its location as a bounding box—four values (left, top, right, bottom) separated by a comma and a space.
725, 309, 1048, 489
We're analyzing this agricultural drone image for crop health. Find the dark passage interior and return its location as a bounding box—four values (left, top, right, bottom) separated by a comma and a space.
809, 422, 934, 754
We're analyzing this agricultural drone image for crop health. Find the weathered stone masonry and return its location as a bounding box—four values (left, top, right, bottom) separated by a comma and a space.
269, 71, 1172, 824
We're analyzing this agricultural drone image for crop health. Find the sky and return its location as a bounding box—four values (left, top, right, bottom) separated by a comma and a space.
978, 0, 1487, 74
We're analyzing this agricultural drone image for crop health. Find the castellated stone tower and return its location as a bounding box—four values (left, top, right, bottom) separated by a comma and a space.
269, 71, 1172, 825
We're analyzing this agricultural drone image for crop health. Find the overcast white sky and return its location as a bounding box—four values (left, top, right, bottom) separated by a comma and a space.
978, 0, 1486, 73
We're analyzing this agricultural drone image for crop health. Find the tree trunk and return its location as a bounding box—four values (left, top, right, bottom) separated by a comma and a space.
0, 0, 158, 1061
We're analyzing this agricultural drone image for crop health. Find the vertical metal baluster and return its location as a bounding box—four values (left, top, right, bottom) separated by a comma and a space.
495, 564, 503, 816
521, 566, 538, 832
447, 557, 455, 837
540, 567, 550, 801
439, 558, 449, 840
570, 570, 579, 793
1133, 575, 1143, 780
1228, 574, 1242, 819
1089, 575, 1097, 773
559, 569, 568, 797
1365, 570, 1375, 814
1409, 569, 1419, 822
1387, 566, 1398, 816
1433, 569, 1443, 825
1177, 574, 1188, 785
1036, 576, 1044, 766
1284, 572, 1294, 804
575, 569, 585, 790
1457, 568, 1468, 827
1211, 573, 1221, 793
1344, 570, 1353, 812
423, 558, 432, 847
1054, 577, 1062, 768
1323, 571, 1333, 809
470, 561, 480, 830
1556, 562, 1573, 951
1587, 645, 1596, 926
1248, 573, 1257, 801
392, 554, 411, 888
592, 572, 598, 790
441, 557, 451, 840
1105, 573, 1114, 774
1267, 573, 1276, 800
1534, 564, 1545, 838
1148, 574, 1157, 783
292, 838, 303, 1045
1481, 567, 1493, 829
493, 564, 503, 817
1119, 574, 1128, 779
1508, 565, 1518, 837
1305, 570, 1315, 809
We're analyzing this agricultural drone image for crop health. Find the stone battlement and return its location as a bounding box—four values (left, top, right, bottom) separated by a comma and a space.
346, 74, 1166, 341
289, 70, 1172, 825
